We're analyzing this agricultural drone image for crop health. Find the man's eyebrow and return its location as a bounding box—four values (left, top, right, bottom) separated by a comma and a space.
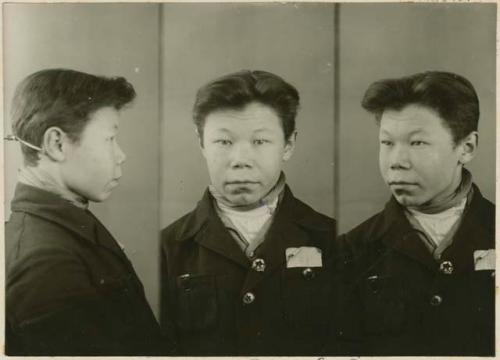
253, 127, 272, 133
380, 128, 428, 136
212, 128, 232, 134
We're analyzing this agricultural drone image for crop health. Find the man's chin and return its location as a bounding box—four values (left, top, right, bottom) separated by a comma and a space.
393, 193, 425, 208
225, 193, 260, 206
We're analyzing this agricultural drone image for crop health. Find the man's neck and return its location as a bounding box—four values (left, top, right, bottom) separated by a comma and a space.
18, 164, 89, 209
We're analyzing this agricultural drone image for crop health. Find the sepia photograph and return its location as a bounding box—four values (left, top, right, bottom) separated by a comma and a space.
2, 1, 496, 356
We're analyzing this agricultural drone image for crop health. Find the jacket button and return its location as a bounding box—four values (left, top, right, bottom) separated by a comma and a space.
430, 294, 443, 306
251, 258, 266, 272
242, 292, 256, 305
302, 267, 315, 280
439, 260, 454, 275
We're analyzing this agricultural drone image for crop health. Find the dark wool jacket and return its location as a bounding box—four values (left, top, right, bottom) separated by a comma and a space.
160, 185, 337, 356
336, 184, 495, 356
5, 183, 165, 356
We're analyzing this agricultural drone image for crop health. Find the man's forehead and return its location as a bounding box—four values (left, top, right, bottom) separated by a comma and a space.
85, 107, 120, 132
204, 104, 281, 133
380, 105, 443, 129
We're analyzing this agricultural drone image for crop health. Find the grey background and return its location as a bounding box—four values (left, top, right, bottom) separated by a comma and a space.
3, 3, 336, 318
3, 3, 496, 318
337, 3, 496, 233
3, 3, 163, 315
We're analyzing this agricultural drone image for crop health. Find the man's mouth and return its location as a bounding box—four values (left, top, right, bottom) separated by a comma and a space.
110, 176, 122, 185
225, 180, 259, 186
224, 181, 260, 195
388, 181, 418, 186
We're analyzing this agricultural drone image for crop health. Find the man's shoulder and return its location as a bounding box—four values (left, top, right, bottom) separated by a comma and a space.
7, 210, 82, 253
161, 199, 209, 247
342, 208, 387, 243
469, 184, 495, 233
289, 195, 336, 231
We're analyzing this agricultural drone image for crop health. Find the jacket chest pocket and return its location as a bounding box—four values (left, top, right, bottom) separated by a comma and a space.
93, 273, 144, 327
175, 274, 217, 332
281, 267, 331, 329
360, 274, 410, 335
465, 270, 495, 325
94, 273, 141, 301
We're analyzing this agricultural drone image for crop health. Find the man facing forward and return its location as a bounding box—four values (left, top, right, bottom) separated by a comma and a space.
161, 70, 336, 356
337, 71, 494, 356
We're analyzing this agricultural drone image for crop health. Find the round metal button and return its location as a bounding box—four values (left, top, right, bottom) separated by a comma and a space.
243, 292, 255, 305
302, 267, 315, 280
430, 294, 443, 306
439, 260, 454, 275
251, 258, 266, 272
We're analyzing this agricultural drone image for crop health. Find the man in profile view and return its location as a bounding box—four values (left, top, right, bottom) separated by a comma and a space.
336, 71, 494, 356
5, 69, 165, 355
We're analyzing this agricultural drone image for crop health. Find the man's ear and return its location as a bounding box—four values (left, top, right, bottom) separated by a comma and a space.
41, 127, 67, 162
195, 127, 203, 147
283, 131, 297, 161
458, 131, 478, 165
195, 126, 207, 159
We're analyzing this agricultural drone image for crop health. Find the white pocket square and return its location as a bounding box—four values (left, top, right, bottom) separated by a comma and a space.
474, 249, 495, 271
285, 246, 322, 268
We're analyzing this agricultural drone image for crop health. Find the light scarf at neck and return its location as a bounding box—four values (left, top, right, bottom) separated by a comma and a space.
18, 166, 89, 209
408, 168, 473, 214
209, 172, 286, 212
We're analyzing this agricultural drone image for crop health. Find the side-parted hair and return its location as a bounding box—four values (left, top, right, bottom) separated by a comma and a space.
193, 70, 300, 143
12, 68, 136, 165
361, 71, 479, 144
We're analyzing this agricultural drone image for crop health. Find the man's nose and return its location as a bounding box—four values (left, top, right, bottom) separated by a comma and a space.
229, 143, 253, 169
115, 143, 126, 165
389, 144, 411, 170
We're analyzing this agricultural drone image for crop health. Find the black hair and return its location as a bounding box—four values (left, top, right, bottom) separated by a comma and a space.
11, 68, 136, 165
361, 71, 479, 144
193, 70, 300, 143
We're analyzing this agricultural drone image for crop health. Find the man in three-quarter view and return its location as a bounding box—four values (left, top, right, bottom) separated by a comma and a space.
336, 71, 494, 356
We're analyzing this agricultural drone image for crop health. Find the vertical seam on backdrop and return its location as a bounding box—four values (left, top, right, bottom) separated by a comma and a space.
157, 2, 164, 315
333, 3, 340, 230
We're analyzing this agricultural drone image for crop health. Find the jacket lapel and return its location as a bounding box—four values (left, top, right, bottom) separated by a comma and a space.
380, 198, 438, 272
193, 191, 250, 269
242, 186, 331, 291
86, 210, 135, 265
440, 186, 495, 274
378, 185, 494, 275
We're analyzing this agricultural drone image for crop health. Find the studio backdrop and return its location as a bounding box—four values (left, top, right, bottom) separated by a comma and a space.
3, 3, 495, 318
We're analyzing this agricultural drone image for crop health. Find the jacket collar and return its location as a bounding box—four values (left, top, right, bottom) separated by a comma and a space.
374, 183, 494, 273
176, 184, 332, 241
175, 185, 335, 270
10, 183, 128, 263
10, 183, 98, 245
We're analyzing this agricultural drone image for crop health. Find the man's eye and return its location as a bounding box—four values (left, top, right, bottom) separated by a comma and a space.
380, 140, 393, 146
411, 141, 426, 146
215, 139, 232, 146
253, 139, 268, 145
